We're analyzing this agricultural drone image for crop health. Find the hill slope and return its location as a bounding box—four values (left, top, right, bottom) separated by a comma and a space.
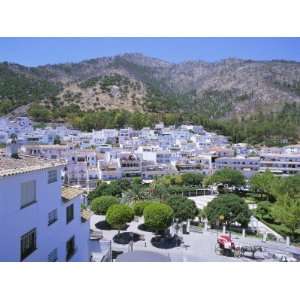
1, 53, 300, 118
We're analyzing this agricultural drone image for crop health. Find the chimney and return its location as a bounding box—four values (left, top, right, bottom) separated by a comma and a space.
6, 134, 20, 159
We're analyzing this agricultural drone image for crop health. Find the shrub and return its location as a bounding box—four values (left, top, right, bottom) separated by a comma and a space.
144, 203, 174, 233
106, 204, 134, 231
132, 201, 153, 217
90, 196, 119, 215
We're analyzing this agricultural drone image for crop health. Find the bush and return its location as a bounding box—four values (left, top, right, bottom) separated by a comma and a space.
144, 203, 174, 233
90, 196, 119, 215
106, 204, 134, 230
132, 201, 153, 217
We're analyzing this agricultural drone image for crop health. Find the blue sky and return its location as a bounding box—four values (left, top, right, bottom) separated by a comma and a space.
0, 38, 299, 66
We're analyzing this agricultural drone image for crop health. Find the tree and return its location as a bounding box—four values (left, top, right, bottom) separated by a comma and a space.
149, 182, 170, 199
255, 201, 274, 223
270, 175, 300, 237
275, 175, 300, 199
165, 196, 198, 222
272, 195, 300, 237
106, 204, 134, 233
204, 194, 251, 227
204, 168, 245, 188
250, 170, 278, 201
132, 201, 153, 217
88, 180, 124, 201
90, 196, 119, 215
181, 173, 204, 186
28, 104, 52, 122
143, 203, 174, 233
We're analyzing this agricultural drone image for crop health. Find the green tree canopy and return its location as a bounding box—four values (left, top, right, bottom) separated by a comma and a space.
88, 180, 131, 201
204, 168, 245, 188
181, 173, 204, 186
272, 194, 300, 237
106, 204, 134, 231
90, 196, 119, 215
250, 170, 278, 201
255, 201, 274, 223
132, 201, 153, 217
275, 175, 300, 199
155, 175, 183, 187
165, 196, 198, 222
205, 194, 251, 227
143, 203, 174, 233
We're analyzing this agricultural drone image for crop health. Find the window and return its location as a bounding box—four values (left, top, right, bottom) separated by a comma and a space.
20, 228, 37, 261
48, 248, 58, 262
48, 170, 58, 184
66, 204, 74, 224
66, 236, 76, 261
21, 181, 36, 208
48, 209, 58, 226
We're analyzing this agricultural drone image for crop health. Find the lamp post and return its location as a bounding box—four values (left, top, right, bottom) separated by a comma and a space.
219, 215, 224, 237
129, 232, 134, 252
174, 218, 180, 235
229, 212, 233, 238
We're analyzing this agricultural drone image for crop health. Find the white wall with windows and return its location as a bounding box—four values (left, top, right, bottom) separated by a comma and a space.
0, 166, 89, 262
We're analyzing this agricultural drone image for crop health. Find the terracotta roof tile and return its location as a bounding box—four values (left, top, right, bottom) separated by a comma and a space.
61, 186, 83, 202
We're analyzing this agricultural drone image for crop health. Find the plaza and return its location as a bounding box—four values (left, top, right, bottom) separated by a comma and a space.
90, 214, 300, 262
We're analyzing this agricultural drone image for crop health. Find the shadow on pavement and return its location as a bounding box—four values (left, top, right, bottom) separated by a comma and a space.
95, 220, 129, 231
151, 235, 182, 249
113, 232, 142, 244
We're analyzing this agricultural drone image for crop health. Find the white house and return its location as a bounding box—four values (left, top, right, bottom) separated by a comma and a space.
136, 146, 172, 165
119, 152, 142, 178
259, 153, 300, 175
214, 156, 260, 178
0, 147, 90, 262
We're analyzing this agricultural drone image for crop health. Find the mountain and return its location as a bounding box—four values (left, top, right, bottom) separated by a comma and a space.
1, 53, 300, 118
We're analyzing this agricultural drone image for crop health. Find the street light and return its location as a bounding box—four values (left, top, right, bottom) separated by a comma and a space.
217, 215, 224, 238
129, 232, 134, 252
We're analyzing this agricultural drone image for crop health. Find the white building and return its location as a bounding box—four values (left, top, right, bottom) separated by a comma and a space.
214, 156, 260, 178
98, 159, 122, 181
21, 144, 73, 160
0, 149, 90, 262
259, 153, 300, 175
136, 146, 172, 165
175, 155, 212, 175
119, 152, 142, 178
142, 162, 177, 179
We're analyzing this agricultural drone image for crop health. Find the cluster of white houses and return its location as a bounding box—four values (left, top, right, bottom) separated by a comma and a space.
2, 117, 300, 191
1, 117, 300, 261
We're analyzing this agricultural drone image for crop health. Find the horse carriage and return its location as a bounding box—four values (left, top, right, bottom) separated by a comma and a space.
215, 234, 263, 258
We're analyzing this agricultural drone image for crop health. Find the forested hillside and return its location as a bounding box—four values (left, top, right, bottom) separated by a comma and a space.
1, 53, 300, 145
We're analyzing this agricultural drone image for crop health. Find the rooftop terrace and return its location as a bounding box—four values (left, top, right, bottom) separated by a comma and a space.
0, 153, 65, 178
